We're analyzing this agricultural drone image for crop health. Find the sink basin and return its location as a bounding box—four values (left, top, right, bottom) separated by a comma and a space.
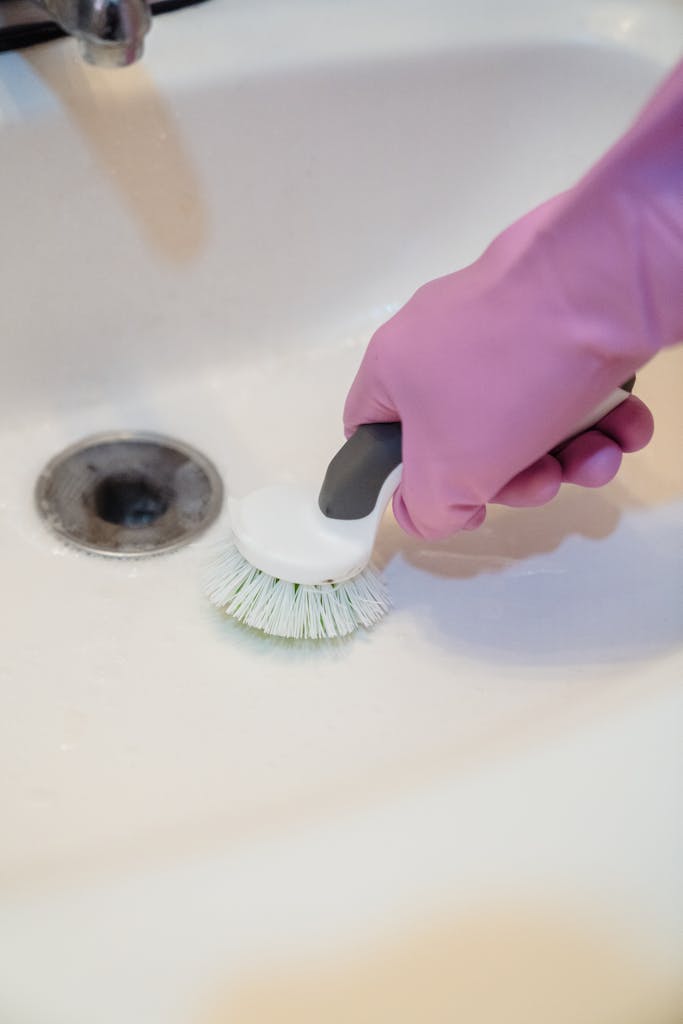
1, 2, 682, 1021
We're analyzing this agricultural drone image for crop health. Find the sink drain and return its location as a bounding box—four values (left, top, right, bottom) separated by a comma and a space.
35, 432, 223, 556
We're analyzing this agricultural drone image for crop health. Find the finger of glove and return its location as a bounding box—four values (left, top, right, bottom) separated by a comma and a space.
595, 394, 654, 452
555, 430, 623, 487
392, 488, 486, 539
492, 454, 563, 507
343, 336, 399, 439
460, 505, 488, 531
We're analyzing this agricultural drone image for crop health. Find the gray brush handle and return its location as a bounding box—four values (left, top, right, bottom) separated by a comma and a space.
319, 377, 637, 522
319, 422, 402, 520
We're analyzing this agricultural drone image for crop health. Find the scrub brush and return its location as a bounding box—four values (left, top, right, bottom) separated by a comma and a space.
206, 383, 634, 640
206, 422, 402, 639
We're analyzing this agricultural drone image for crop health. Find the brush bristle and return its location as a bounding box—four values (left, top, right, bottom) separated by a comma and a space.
205, 542, 390, 640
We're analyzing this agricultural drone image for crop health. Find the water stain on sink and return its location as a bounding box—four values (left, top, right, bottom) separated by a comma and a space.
24, 50, 207, 263
199, 903, 683, 1024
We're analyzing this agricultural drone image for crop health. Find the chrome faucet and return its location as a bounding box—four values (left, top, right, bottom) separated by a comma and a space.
28, 0, 151, 66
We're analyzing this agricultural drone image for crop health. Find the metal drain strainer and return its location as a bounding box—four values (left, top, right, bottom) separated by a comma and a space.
35, 432, 223, 556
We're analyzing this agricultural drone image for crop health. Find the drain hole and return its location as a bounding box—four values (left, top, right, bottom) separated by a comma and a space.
93, 473, 170, 528
36, 431, 223, 557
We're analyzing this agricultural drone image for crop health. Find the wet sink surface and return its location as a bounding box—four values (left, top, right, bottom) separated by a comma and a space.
1, 2, 682, 1021
1, 330, 682, 876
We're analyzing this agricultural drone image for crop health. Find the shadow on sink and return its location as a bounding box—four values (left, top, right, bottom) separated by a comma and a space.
374, 481, 624, 581
376, 482, 683, 665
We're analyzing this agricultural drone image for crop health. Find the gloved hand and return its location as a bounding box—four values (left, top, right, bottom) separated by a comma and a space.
344, 61, 682, 539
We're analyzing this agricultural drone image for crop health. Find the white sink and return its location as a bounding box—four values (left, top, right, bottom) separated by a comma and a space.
1, 2, 682, 1022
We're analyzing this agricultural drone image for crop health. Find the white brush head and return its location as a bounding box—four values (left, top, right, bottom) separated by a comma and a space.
205, 541, 390, 639
227, 471, 401, 587
207, 463, 401, 639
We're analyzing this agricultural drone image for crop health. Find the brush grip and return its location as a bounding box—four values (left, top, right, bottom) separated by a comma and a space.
320, 379, 636, 521
319, 422, 402, 520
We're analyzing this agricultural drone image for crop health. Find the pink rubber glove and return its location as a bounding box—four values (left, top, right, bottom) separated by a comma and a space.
344, 61, 683, 539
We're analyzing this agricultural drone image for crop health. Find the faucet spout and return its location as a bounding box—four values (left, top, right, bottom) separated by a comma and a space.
29, 0, 151, 66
